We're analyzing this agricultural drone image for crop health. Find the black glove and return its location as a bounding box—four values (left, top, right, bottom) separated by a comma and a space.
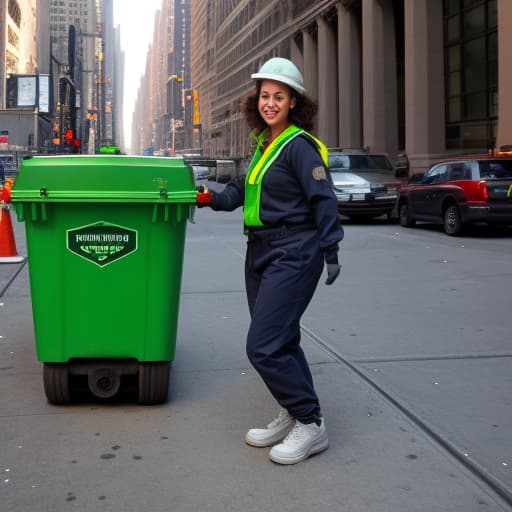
323, 243, 341, 285
325, 263, 341, 285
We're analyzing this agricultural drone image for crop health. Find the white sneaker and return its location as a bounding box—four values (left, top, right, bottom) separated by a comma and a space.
269, 418, 329, 464
245, 409, 295, 447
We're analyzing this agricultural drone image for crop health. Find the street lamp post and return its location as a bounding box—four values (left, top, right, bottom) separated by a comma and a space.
170, 117, 175, 156
167, 74, 182, 156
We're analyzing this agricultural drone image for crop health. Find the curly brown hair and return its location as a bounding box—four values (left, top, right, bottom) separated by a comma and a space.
243, 80, 318, 135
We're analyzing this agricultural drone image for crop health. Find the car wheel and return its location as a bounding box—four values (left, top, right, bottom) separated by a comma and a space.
399, 203, 415, 227
444, 204, 463, 236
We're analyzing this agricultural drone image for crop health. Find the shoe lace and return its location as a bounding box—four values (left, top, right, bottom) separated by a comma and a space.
283, 422, 308, 442
267, 409, 288, 429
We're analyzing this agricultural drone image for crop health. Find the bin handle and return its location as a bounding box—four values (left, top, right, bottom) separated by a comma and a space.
151, 203, 172, 224
29, 202, 48, 222
41, 203, 48, 222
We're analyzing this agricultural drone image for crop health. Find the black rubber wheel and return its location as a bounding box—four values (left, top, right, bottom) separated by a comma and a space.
444, 204, 462, 236
88, 367, 121, 399
399, 202, 415, 227
43, 363, 70, 404
138, 362, 170, 405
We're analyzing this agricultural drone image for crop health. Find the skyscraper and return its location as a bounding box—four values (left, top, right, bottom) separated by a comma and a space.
49, 0, 96, 152
48, 0, 123, 153
131, 0, 192, 156
0, 0, 50, 152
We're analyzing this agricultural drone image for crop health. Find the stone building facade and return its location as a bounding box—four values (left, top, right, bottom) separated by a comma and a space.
190, 0, 512, 173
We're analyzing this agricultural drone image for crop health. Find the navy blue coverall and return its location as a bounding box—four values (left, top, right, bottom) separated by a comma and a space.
210, 134, 344, 424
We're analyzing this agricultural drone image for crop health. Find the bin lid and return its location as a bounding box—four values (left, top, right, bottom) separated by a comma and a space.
11, 155, 197, 203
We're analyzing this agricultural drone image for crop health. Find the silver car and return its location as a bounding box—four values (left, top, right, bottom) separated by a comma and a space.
328, 149, 406, 220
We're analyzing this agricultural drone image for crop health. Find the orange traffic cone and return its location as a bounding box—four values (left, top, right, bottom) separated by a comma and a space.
0, 205, 25, 263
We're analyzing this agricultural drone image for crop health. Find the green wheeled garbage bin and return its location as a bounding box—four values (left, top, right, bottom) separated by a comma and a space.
11, 155, 196, 404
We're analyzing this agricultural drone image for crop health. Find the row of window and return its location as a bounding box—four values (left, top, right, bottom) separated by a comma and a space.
216, 10, 282, 72
444, 0, 497, 148
51, 23, 90, 33
51, 11, 89, 18
51, 15, 89, 23
51, 0, 92, 6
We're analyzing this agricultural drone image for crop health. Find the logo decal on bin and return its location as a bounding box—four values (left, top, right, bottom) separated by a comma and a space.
67, 221, 138, 267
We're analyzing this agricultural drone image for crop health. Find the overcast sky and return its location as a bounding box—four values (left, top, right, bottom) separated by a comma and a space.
113, 0, 161, 149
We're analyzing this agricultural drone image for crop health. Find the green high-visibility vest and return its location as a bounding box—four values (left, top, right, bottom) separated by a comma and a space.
244, 124, 328, 227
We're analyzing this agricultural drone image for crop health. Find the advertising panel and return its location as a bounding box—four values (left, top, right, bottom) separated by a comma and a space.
38, 75, 50, 113
17, 76, 37, 107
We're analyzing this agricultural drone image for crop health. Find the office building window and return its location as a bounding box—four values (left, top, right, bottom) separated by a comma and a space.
444, 0, 497, 149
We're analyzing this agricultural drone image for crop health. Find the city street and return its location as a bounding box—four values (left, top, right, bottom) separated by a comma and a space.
1, 206, 512, 512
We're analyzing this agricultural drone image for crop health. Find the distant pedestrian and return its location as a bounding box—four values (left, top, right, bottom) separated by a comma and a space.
197, 57, 344, 464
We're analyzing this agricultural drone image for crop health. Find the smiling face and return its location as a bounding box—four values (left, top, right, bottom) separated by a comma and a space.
258, 79, 297, 138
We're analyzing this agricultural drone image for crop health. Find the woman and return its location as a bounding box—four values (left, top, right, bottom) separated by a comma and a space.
197, 57, 344, 464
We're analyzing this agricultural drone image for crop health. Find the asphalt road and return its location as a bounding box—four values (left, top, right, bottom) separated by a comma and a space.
1, 204, 511, 512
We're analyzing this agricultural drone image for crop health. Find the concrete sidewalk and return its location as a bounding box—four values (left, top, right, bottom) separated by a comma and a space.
0, 209, 511, 512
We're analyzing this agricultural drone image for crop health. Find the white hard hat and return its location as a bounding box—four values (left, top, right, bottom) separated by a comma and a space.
251, 57, 306, 95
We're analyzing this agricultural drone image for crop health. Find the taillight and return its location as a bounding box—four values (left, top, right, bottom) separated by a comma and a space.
478, 180, 489, 201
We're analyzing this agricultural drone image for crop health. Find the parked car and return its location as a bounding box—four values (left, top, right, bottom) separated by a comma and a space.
191, 165, 211, 183
183, 157, 238, 184
215, 159, 238, 183
397, 155, 512, 235
328, 149, 407, 220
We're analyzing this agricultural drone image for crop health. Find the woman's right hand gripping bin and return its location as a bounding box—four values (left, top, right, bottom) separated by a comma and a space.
196, 185, 212, 207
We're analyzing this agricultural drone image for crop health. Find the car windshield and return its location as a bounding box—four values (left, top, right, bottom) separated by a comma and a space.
329, 154, 394, 172
478, 159, 512, 179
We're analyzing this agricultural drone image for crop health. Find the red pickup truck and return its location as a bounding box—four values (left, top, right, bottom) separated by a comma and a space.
397, 155, 512, 235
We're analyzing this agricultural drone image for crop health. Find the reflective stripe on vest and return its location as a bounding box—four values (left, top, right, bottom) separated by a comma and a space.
244, 125, 329, 227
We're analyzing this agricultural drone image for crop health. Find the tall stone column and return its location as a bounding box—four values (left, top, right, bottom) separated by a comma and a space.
338, 2, 362, 149
290, 36, 304, 78
404, 0, 444, 170
302, 27, 318, 102
317, 16, 338, 146
362, 0, 398, 153
497, 0, 512, 150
